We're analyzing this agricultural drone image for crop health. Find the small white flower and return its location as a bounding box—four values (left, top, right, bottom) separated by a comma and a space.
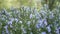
27, 21, 31, 25
22, 28, 26, 33
19, 21, 22, 24
2, 17, 5, 20
10, 25, 13, 28
30, 32, 33, 34
27, 21, 31, 27
4, 25, 8, 29
9, 18, 14, 21
59, 14, 60, 19
28, 28, 31, 30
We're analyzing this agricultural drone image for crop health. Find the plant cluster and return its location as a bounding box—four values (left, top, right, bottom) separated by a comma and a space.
0, 6, 60, 34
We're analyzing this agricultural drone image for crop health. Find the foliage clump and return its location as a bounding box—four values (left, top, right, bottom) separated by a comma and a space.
0, 6, 60, 34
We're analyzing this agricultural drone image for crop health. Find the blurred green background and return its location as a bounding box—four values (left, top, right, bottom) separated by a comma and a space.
0, 0, 60, 10
0, 0, 42, 9
0, 0, 40, 8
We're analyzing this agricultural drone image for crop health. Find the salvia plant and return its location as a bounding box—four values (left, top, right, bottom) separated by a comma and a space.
0, 5, 60, 34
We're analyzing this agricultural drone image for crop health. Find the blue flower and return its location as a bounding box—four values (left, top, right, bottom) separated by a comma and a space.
56, 27, 60, 34
41, 32, 46, 34
36, 24, 40, 29
46, 26, 51, 32
49, 12, 54, 19
4, 25, 9, 34
43, 19, 47, 26
36, 19, 44, 29
30, 14, 33, 19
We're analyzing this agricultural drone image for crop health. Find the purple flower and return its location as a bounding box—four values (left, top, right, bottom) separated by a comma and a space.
8, 18, 14, 25
8, 21, 12, 25
49, 12, 54, 19
46, 26, 51, 32
15, 18, 18, 22
36, 19, 44, 28
43, 19, 47, 26
30, 14, 33, 19
41, 32, 46, 34
36, 24, 40, 29
56, 27, 60, 34
4, 25, 9, 34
